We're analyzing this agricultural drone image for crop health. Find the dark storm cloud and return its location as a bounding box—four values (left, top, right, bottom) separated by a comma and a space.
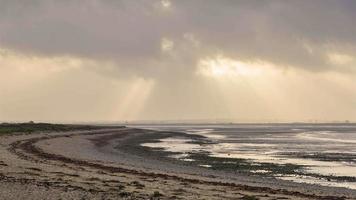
0, 0, 356, 76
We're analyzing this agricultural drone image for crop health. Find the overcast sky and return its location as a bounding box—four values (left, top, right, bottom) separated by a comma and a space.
0, 0, 356, 122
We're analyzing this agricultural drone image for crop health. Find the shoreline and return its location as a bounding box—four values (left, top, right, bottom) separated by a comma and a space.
0, 127, 354, 199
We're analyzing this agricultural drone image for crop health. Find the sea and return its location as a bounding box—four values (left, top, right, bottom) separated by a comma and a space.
132, 123, 356, 190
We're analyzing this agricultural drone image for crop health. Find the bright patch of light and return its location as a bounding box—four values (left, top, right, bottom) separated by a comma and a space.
197, 56, 266, 78
161, 38, 174, 52
0, 47, 85, 74
328, 52, 354, 65
161, 0, 171, 8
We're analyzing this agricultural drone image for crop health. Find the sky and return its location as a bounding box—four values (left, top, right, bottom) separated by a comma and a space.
0, 0, 356, 123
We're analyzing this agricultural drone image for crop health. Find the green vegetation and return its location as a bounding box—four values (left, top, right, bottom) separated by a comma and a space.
0, 122, 120, 134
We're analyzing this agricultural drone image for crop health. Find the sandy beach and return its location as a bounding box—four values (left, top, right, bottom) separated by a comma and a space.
0, 127, 354, 200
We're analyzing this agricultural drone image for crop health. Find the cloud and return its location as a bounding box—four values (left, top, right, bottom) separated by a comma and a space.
0, 47, 157, 121
0, 0, 355, 78
1, 0, 356, 122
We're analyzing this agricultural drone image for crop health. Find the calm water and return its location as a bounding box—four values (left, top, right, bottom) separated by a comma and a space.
133, 124, 356, 190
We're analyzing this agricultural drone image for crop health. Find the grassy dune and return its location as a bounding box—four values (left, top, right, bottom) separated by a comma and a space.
0, 122, 118, 134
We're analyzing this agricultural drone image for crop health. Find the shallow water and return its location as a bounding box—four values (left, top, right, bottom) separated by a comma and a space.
136, 124, 356, 190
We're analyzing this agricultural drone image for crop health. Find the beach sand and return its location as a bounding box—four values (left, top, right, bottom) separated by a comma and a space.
0, 127, 354, 199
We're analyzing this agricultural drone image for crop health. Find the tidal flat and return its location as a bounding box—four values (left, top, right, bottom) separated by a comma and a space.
138, 124, 356, 190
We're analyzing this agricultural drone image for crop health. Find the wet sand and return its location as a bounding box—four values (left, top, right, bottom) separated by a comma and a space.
0, 127, 354, 199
